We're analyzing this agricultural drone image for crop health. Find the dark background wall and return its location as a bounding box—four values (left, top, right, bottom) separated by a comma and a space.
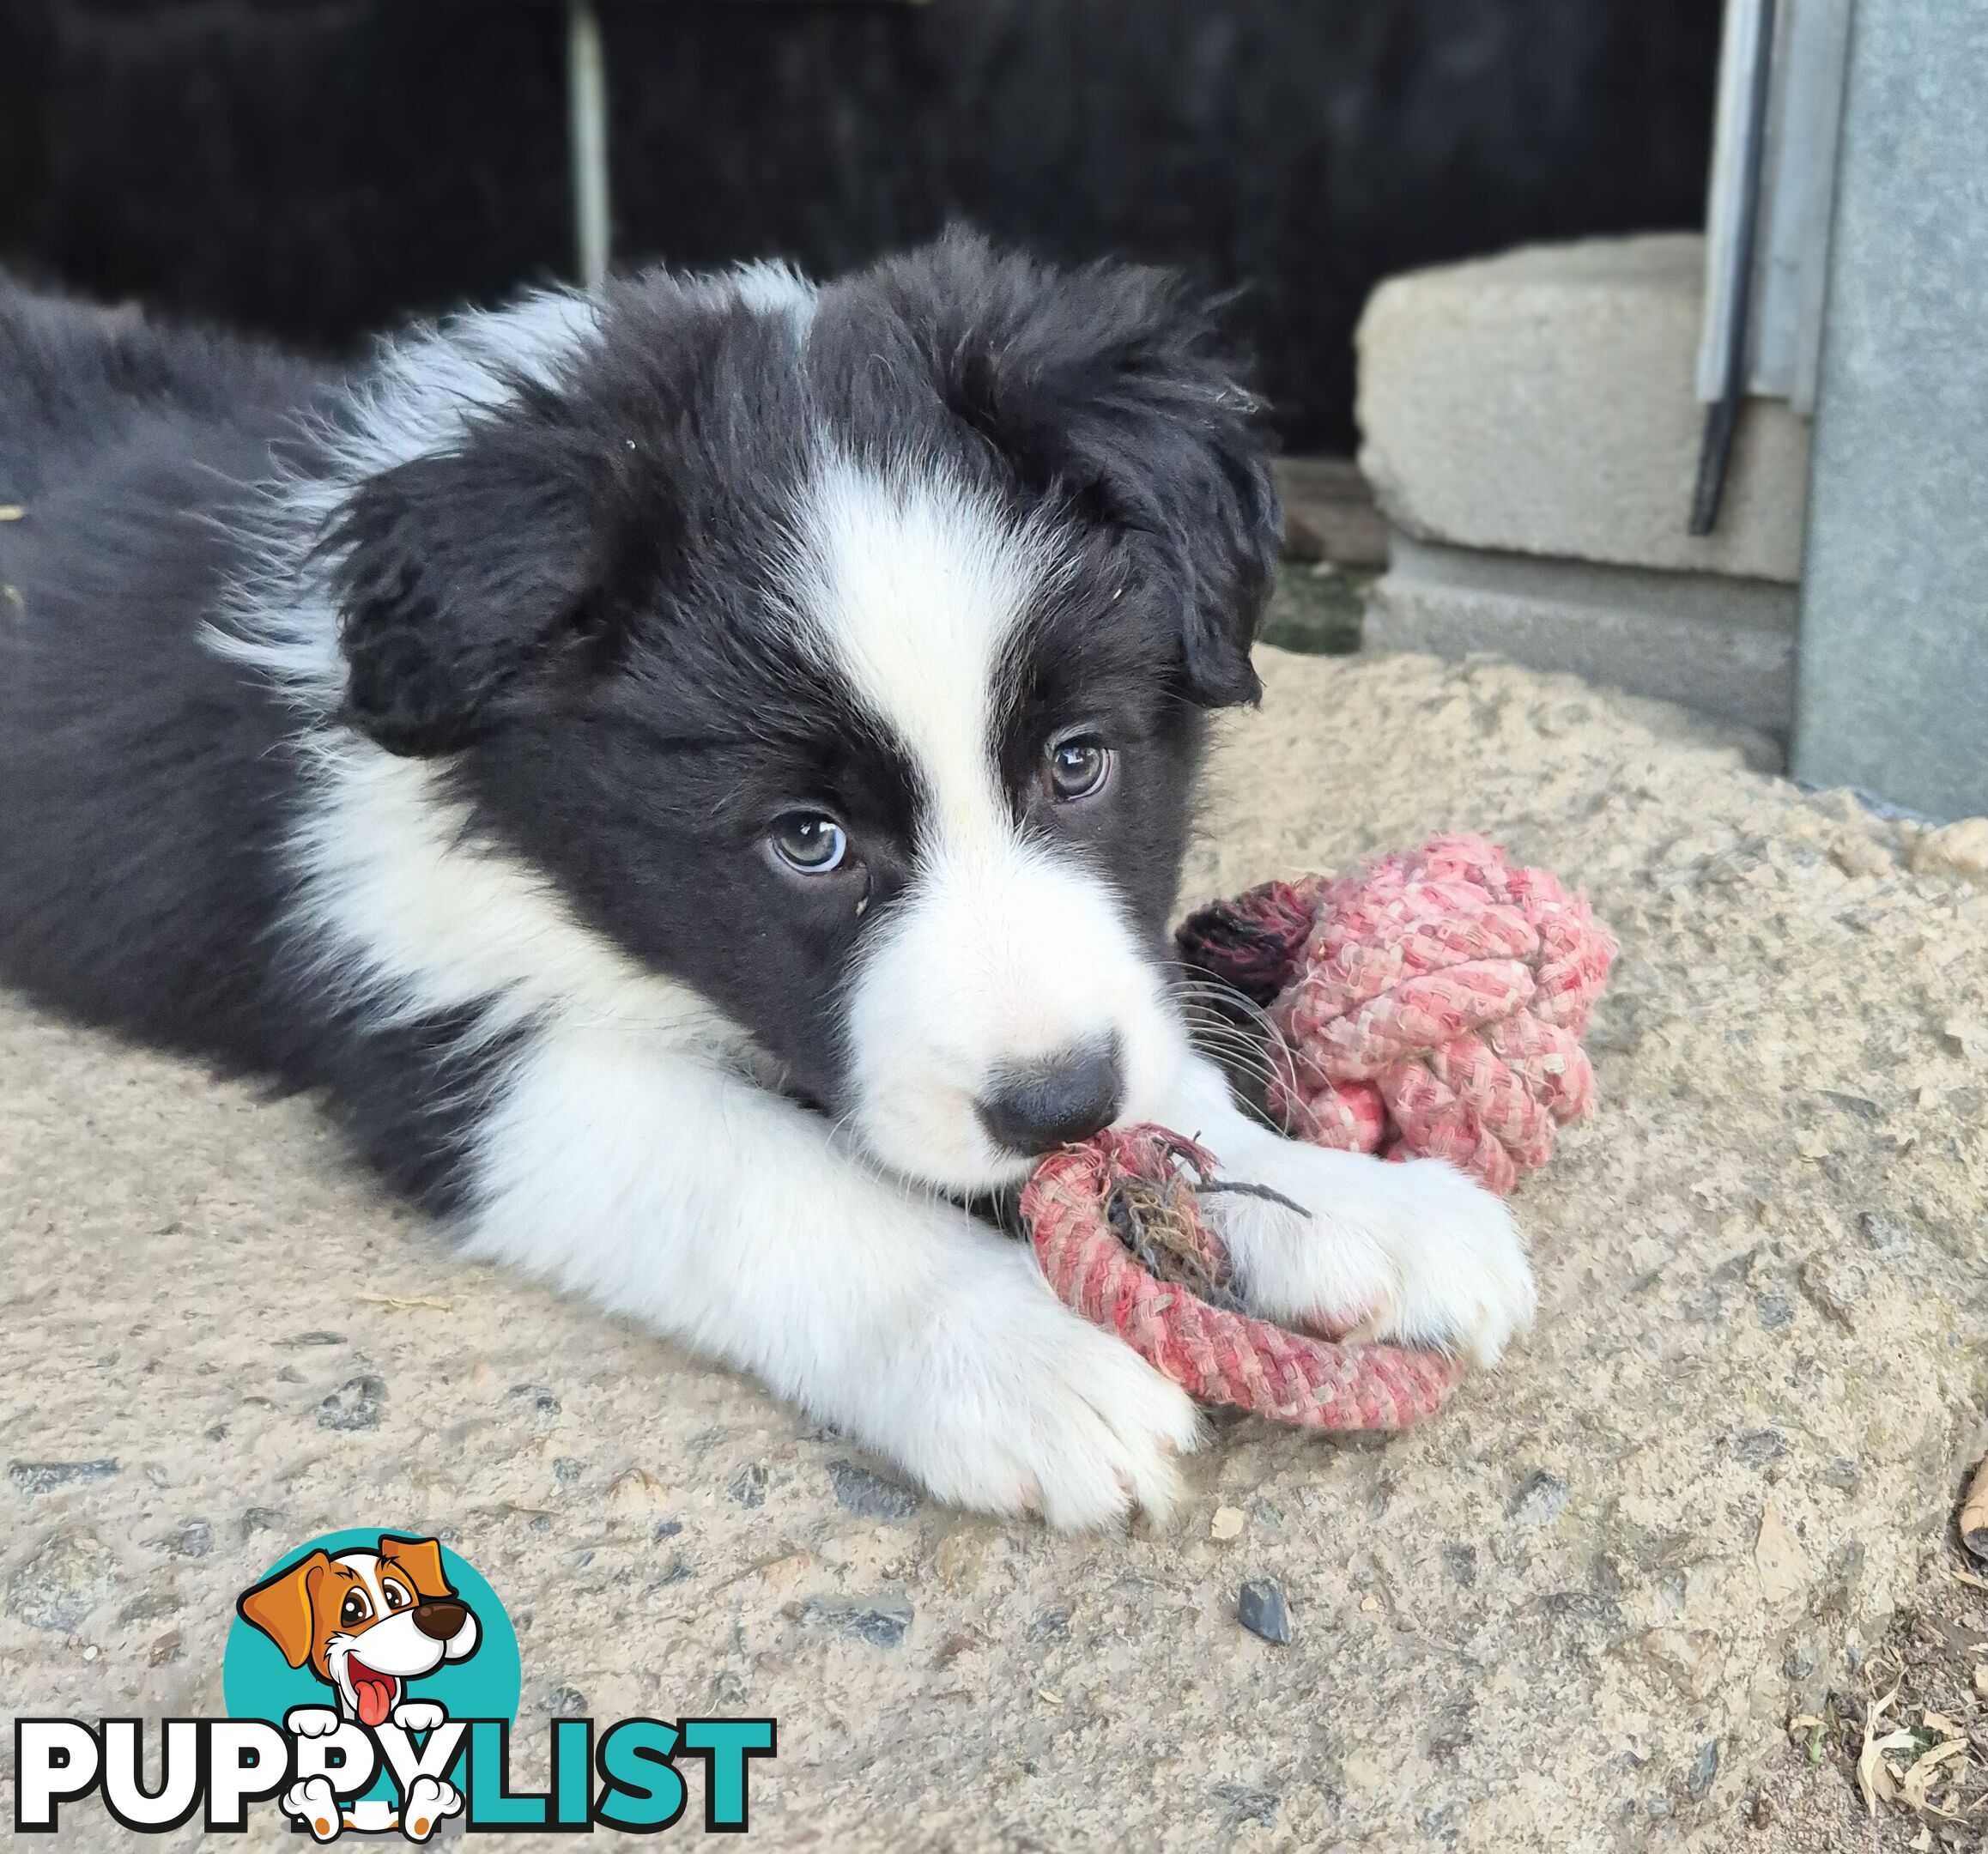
0, 0, 1723, 453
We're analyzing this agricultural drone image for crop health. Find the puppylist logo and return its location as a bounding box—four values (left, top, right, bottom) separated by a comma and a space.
14, 1529, 776, 1839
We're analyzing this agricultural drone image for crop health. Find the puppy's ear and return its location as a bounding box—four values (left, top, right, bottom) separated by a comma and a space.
237, 1549, 330, 1669
324, 402, 630, 756
883, 232, 1282, 707
378, 1535, 457, 1602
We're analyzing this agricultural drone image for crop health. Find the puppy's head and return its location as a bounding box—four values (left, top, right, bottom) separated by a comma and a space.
324, 233, 1281, 1191
236, 1535, 479, 1725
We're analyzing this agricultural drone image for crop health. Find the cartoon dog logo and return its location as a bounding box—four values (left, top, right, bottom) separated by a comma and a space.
237, 1534, 478, 1839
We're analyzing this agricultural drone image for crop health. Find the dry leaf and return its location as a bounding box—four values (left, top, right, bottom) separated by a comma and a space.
1755, 1505, 1808, 1603
1910, 1828, 1931, 1853
1899, 1736, 1968, 1812
1973, 1664, 1988, 1700
1923, 1711, 1965, 1738
354, 1292, 451, 1312
1961, 1453, 1988, 1561
1952, 1565, 1988, 1592
1858, 1686, 1912, 1816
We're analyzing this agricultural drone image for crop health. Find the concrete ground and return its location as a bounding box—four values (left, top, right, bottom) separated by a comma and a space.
4, 646, 1985, 1851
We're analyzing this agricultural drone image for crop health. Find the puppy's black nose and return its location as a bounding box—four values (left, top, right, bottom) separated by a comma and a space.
412, 1600, 468, 1641
976, 1044, 1123, 1156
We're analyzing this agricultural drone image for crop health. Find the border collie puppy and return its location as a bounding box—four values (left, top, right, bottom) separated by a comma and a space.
0, 236, 1531, 1527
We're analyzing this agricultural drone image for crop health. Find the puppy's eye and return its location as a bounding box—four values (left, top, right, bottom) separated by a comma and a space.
383, 1581, 412, 1611
1046, 735, 1112, 802
767, 811, 847, 875
340, 1590, 373, 1627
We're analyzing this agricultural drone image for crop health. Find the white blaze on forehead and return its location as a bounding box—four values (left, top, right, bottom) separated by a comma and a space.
790, 457, 1054, 845
332, 1554, 389, 1613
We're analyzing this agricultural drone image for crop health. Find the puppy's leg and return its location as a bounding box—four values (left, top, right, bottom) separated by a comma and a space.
460, 1027, 1199, 1530
1148, 1051, 1536, 1365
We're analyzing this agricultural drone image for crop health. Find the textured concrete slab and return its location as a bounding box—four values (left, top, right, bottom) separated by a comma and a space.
1357, 235, 1810, 584
4, 649, 1986, 1851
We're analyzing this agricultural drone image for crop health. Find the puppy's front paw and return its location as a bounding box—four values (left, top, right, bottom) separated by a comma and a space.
282, 1776, 342, 1842
401, 1776, 462, 1842
894, 1251, 1201, 1531
1210, 1142, 1536, 1367
283, 1706, 342, 1739
391, 1700, 446, 1734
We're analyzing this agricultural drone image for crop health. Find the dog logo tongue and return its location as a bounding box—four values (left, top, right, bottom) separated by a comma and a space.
349, 1659, 397, 1728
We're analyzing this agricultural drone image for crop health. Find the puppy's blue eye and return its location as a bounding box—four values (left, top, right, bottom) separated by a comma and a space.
1046, 736, 1112, 802
768, 812, 847, 875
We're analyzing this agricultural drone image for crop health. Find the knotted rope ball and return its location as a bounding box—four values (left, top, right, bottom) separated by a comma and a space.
1023, 834, 1617, 1431
1175, 833, 1618, 1195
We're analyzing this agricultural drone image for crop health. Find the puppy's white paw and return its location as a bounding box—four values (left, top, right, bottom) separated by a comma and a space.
391, 1700, 446, 1734
282, 1776, 342, 1842
284, 1706, 342, 1739
400, 1776, 463, 1842
888, 1249, 1201, 1531
1209, 1139, 1536, 1367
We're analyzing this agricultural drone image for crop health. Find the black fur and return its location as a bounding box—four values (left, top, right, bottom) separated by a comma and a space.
0, 233, 1281, 1207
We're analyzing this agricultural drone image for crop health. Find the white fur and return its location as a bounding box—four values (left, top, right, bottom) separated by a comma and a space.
214, 282, 1531, 1530
463, 1027, 1202, 1529
787, 458, 1187, 1187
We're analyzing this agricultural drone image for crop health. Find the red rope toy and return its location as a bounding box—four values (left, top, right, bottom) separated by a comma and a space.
1021, 834, 1617, 1431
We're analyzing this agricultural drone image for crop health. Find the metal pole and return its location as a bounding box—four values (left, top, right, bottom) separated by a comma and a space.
567, 0, 610, 288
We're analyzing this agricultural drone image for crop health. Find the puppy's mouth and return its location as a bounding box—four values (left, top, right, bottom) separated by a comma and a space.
345, 1655, 402, 1728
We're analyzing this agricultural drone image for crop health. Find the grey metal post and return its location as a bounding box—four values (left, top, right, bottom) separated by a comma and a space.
568, 0, 610, 288
1793, 3, 1988, 819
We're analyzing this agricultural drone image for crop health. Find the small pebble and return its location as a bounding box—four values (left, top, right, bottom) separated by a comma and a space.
318, 1376, 385, 1432
1211, 1782, 1280, 1828
1236, 1578, 1290, 1645
5, 1530, 118, 1633
1508, 1469, 1568, 1527
827, 1458, 920, 1522
1687, 1739, 1720, 1800
9, 1460, 118, 1499
1026, 1605, 1070, 1644
798, 1595, 913, 1649
1209, 1505, 1245, 1541
540, 1685, 587, 1716
727, 1463, 768, 1508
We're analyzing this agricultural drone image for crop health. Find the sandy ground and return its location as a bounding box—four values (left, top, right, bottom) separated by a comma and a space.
4, 645, 1986, 1851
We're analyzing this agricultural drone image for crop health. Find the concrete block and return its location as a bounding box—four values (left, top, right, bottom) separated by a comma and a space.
1356, 234, 1810, 583
1366, 536, 1794, 745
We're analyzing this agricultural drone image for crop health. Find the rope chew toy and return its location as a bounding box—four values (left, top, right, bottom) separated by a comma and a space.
1024, 834, 1617, 1431
1176, 832, 1617, 1194
1022, 1127, 1462, 1430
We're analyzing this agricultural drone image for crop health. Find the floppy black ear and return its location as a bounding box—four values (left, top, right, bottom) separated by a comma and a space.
882, 233, 1283, 706
324, 407, 621, 756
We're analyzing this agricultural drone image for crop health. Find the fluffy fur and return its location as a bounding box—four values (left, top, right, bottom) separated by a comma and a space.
0, 237, 1533, 1527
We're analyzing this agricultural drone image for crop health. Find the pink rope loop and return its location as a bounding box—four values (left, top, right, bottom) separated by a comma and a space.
1023, 838, 1616, 1433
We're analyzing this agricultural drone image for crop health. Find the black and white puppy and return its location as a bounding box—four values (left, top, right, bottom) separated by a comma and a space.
0, 236, 1531, 1527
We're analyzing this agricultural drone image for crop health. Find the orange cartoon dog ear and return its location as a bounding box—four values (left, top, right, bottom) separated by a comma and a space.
379, 1535, 455, 1601
237, 1550, 330, 1669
